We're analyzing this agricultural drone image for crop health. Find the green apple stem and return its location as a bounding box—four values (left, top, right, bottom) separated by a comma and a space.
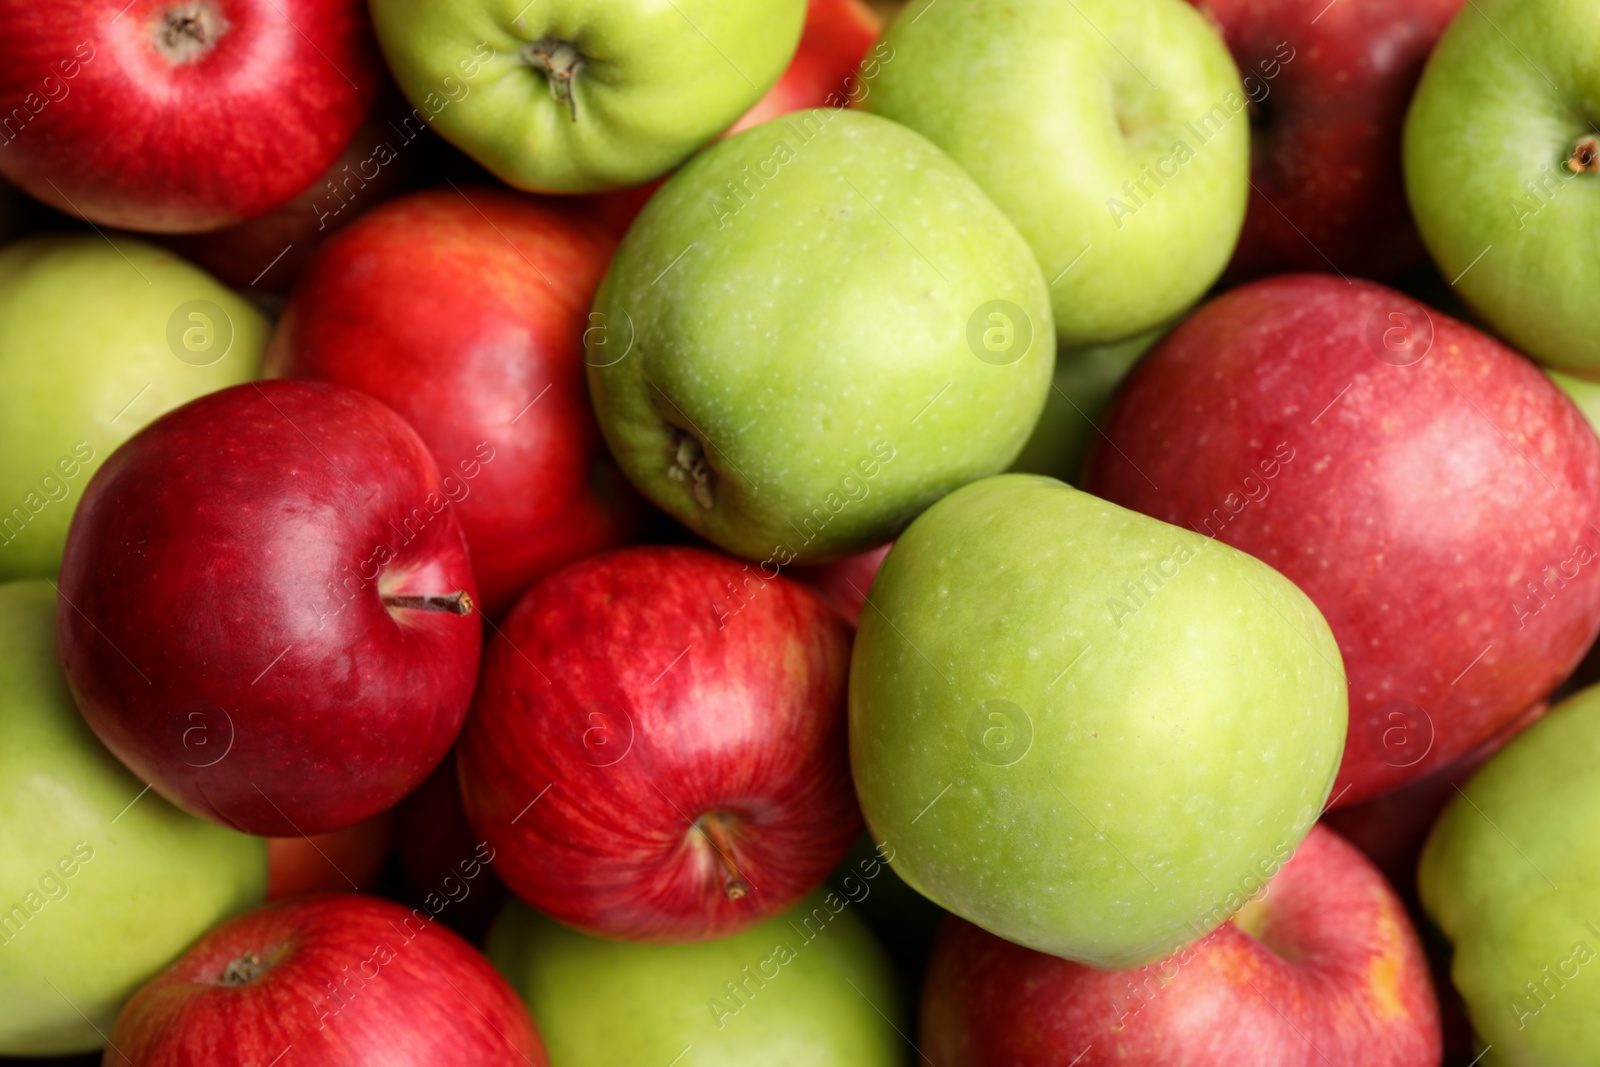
697, 813, 750, 901
382, 591, 475, 616
218, 951, 268, 987
525, 39, 586, 122
1568, 136, 1599, 175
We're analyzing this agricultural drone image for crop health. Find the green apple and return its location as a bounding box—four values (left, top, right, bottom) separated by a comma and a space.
588, 108, 1054, 563
1404, 0, 1600, 375
0, 580, 265, 1055
1009, 325, 1167, 486
861, 0, 1248, 347
0, 235, 265, 582
1419, 684, 1600, 1066
368, 0, 806, 193
488, 891, 905, 1066
849, 474, 1347, 968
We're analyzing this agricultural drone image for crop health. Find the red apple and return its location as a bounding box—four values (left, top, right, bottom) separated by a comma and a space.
0, 0, 379, 233
105, 894, 547, 1066
159, 106, 413, 294
457, 545, 861, 942
1193, 0, 1463, 280
1084, 275, 1600, 806
58, 380, 482, 836
922, 825, 1440, 1067
575, 0, 883, 238
394, 756, 509, 943
266, 188, 645, 619
267, 809, 397, 900
792, 542, 891, 627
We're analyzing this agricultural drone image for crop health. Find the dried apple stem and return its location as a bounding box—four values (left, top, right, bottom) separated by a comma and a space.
382, 591, 475, 616
698, 813, 750, 901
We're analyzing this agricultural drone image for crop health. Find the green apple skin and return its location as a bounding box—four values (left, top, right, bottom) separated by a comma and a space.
0, 235, 265, 582
849, 474, 1347, 969
861, 0, 1248, 347
487, 892, 906, 1066
368, 0, 806, 193
1419, 685, 1600, 1066
1009, 325, 1166, 486
588, 109, 1054, 563
0, 580, 266, 1055
1404, 0, 1600, 375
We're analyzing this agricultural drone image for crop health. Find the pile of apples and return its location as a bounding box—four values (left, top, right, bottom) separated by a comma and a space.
3, 0, 1600, 1063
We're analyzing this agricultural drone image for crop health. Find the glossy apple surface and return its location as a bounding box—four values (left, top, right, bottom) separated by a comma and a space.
589, 108, 1053, 563
850, 474, 1347, 968
459, 545, 860, 941
1404, 0, 1600, 374
923, 825, 1440, 1066
1420, 684, 1600, 1065
488, 891, 903, 1066
0, 0, 379, 232
267, 187, 643, 618
863, 0, 1247, 346
0, 580, 264, 1056
0, 235, 265, 581
57, 380, 482, 836
1194, 0, 1463, 280
266, 809, 395, 900
1085, 275, 1600, 806
368, 0, 806, 193
108, 894, 546, 1066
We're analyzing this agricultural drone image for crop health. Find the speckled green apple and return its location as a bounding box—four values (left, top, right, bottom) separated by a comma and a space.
862, 0, 1248, 347
849, 475, 1347, 968
0, 580, 265, 1055
1419, 685, 1600, 1066
0, 235, 264, 581
368, 0, 806, 193
588, 108, 1054, 563
1404, 0, 1600, 374
487, 891, 904, 1066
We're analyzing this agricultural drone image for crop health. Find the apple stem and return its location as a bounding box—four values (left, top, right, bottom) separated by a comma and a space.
697, 813, 750, 901
525, 39, 586, 122
1568, 136, 1600, 175
666, 430, 714, 509
382, 591, 475, 616
219, 951, 268, 987
158, 3, 228, 65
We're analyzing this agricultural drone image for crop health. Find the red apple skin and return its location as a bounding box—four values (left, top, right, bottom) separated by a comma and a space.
922, 825, 1441, 1067
1193, 0, 1464, 280
266, 188, 645, 620
57, 380, 482, 836
792, 542, 891, 627
395, 755, 509, 943
457, 545, 861, 943
576, 0, 882, 238
267, 809, 397, 900
0, 0, 379, 233
1084, 276, 1600, 807
104, 895, 547, 1066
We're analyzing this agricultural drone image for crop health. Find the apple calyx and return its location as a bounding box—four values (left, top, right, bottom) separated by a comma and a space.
157, 2, 229, 65
666, 430, 714, 509
525, 39, 586, 122
1567, 135, 1600, 175
218, 951, 270, 987
696, 812, 750, 901
382, 591, 475, 616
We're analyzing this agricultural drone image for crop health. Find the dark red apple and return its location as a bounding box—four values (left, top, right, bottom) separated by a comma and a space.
457, 545, 861, 942
1193, 0, 1463, 280
922, 825, 1440, 1067
266, 188, 644, 619
104, 895, 547, 1066
0, 0, 379, 233
159, 106, 413, 294
395, 755, 508, 943
58, 380, 482, 836
267, 809, 397, 900
1085, 275, 1600, 806
792, 542, 891, 627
